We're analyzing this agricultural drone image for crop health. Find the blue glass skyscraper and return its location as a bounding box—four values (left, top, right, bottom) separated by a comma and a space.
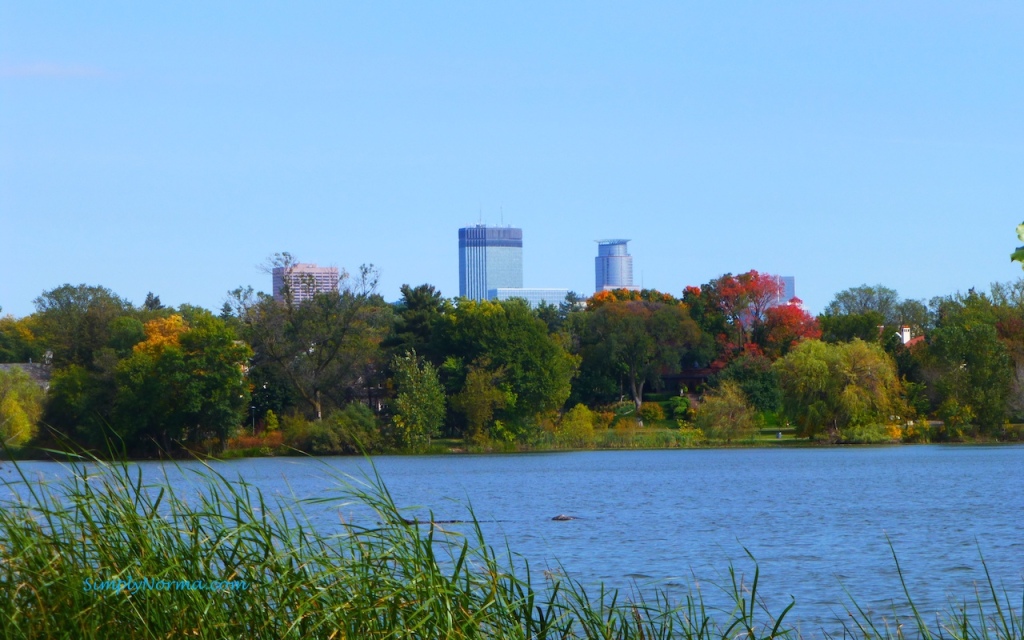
458, 225, 523, 301
595, 239, 635, 292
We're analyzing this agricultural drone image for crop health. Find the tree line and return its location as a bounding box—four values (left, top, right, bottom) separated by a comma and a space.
2, 257, 1023, 456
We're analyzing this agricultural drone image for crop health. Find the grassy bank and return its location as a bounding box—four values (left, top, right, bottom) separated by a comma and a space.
0, 456, 1021, 639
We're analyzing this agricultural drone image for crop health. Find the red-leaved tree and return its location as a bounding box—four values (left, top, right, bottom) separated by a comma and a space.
756, 299, 821, 359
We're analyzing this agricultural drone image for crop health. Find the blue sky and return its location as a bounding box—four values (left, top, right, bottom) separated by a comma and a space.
2, 2, 1023, 318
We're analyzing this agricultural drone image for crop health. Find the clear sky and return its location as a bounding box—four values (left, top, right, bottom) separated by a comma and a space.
2, 2, 1023, 318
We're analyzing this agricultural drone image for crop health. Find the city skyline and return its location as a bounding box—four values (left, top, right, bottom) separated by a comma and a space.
3, 4, 1023, 317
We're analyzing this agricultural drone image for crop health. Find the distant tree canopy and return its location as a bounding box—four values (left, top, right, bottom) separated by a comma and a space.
0, 315, 42, 364
11, 255, 1024, 455
32, 284, 134, 369
822, 284, 930, 336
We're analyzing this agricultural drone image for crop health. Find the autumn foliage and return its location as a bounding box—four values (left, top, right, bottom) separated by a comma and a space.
588, 288, 677, 308
759, 299, 821, 359
133, 314, 188, 354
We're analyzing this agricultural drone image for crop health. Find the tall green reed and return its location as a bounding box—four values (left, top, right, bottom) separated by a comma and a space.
0, 453, 795, 639
0, 451, 1018, 639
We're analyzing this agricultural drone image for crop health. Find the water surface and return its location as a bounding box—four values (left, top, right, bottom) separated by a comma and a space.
5, 445, 1022, 633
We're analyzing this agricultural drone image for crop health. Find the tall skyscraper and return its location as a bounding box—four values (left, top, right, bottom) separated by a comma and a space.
272, 263, 339, 304
458, 225, 523, 301
595, 239, 637, 292
772, 276, 796, 306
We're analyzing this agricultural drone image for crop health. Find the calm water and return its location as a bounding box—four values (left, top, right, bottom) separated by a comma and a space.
4, 446, 1022, 633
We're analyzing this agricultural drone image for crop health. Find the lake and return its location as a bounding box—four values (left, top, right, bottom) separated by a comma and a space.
4, 445, 1022, 634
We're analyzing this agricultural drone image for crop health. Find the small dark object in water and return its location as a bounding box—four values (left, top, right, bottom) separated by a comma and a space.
551, 514, 578, 521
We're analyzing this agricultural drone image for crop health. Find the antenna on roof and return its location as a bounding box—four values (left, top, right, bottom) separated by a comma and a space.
500, 206, 504, 226
478, 205, 482, 224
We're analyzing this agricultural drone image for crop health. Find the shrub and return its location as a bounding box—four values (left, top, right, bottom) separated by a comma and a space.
936, 399, 975, 441
638, 402, 665, 424
264, 409, 279, 432
676, 426, 706, 447
901, 420, 932, 443
668, 395, 692, 420
594, 411, 616, 430
694, 381, 760, 443
225, 431, 284, 453
554, 404, 596, 448
840, 423, 895, 444
283, 404, 383, 455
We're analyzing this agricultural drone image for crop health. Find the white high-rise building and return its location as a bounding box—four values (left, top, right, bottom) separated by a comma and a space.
272, 263, 339, 304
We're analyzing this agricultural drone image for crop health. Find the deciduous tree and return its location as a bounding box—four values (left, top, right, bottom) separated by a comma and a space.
755, 300, 821, 359
927, 291, 1013, 437
436, 299, 577, 428
773, 339, 903, 441
0, 316, 41, 363
390, 350, 445, 451
0, 367, 44, 446
32, 284, 133, 368
113, 312, 252, 454
236, 265, 391, 420
577, 300, 701, 412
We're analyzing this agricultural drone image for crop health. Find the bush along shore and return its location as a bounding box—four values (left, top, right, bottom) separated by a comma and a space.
0, 456, 1022, 639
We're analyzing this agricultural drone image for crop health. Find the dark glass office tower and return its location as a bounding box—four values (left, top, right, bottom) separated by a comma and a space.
458, 225, 523, 301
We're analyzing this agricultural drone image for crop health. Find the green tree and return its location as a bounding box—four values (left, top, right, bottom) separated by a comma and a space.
390, 350, 446, 451
32, 284, 133, 368
695, 381, 759, 443
449, 361, 508, 440
437, 299, 577, 430
113, 312, 252, 454
142, 292, 165, 311
823, 285, 930, 336
927, 291, 1013, 437
0, 315, 42, 363
576, 300, 701, 412
819, 310, 886, 343
712, 353, 782, 413
773, 339, 903, 441
825, 285, 901, 323
384, 284, 448, 362
301, 404, 381, 455
106, 316, 146, 357
235, 264, 392, 420
43, 364, 117, 448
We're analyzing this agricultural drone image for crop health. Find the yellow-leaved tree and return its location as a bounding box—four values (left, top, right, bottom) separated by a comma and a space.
0, 367, 44, 446
133, 315, 188, 355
